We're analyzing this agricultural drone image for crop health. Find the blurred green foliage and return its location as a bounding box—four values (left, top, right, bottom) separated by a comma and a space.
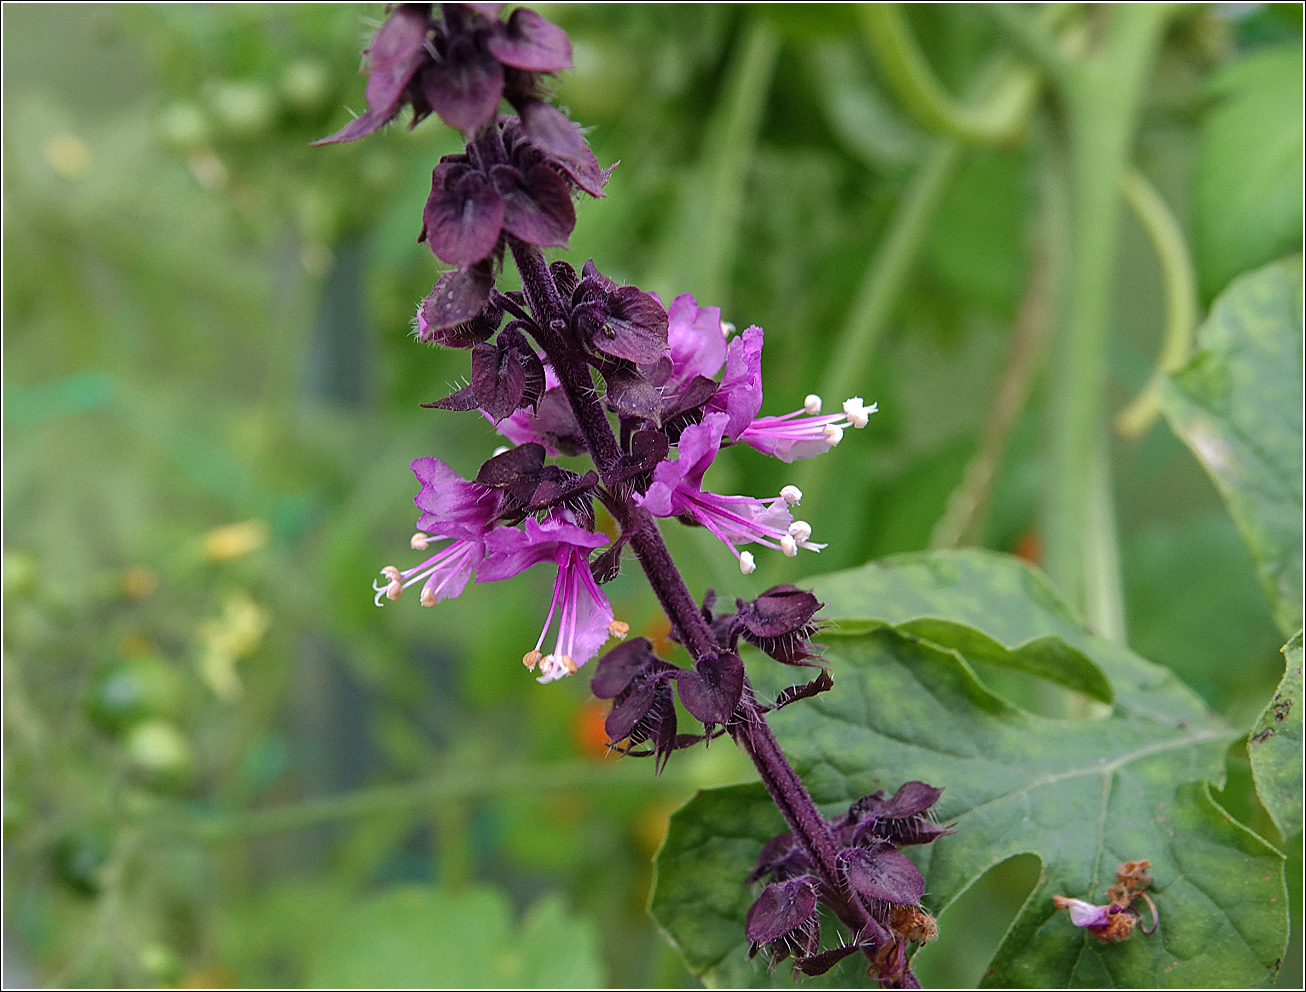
3, 3, 1301, 988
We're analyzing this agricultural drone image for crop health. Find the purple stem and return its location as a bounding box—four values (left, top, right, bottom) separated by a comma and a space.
508, 237, 880, 946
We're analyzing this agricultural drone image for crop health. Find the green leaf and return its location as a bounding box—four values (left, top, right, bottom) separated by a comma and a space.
1194, 46, 1303, 298
1161, 255, 1304, 638
1249, 631, 1304, 841
652, 551, 1288, 987
307, 885, 604, 988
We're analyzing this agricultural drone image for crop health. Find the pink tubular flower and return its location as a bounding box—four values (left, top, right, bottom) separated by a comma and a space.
479, 514, 624, 682
708, 326, 875, 462
636, 412, 825, 573
664, 292, 728, 392
373, 456, 503, 608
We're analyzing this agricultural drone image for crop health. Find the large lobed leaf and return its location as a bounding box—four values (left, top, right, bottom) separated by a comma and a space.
1161, 254, 1304, 639
652, 550, 1288, 987
1248, 631, 1304, 842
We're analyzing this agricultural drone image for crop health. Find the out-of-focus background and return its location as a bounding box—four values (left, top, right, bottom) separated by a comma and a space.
3, 3, 1301, 987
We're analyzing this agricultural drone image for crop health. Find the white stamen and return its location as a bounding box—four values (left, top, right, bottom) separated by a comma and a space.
380, 566, 403, 601
780, 534, 798, 557
822, 424, 844, 446
523, 650, 542, 670
789, 520, 812, 542
843, 396, 875, 429
609, 619, 630, 639
411, 532, 429, 550
804, 394, 822, 415
492, 445, 510, 457
780, 485, 803, 505
739, 551, 756, 574
535, 654, 572, 683
721, 320, 736, 337
420, 586, 437, 607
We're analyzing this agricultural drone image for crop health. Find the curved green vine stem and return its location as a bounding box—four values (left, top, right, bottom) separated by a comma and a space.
860, 3, 1041, 146
984, 3, 1076, 90
1114, 166, 1199, 440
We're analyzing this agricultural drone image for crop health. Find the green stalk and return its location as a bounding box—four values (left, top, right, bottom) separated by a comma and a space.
1114, 166, 1199, 440
791, 139, 962, 563
193, 760, 718, 842
860, 4, 1040, 146
650, 19, 779, 309
1042, 6, 1173, 628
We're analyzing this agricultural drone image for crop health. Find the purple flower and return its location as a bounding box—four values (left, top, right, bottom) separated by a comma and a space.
314, 3, 576, 143
491, 366, 589, 457
416, 259, 504, 341
839, 841, 926, 906
421, 119, 577, 266
565, 260, 669, 365
745, 875, 822, 965
635, 412, 824, 573
1052, 896, 1137, 943
591, 637, 680, 770
663, 293, 728, 392
709, 326, 876, 463
735, 585, 826, 666
372, 456, 502, 607
424, 325, 546, 423
479, 514, 622, 682
842, 781, 953, 848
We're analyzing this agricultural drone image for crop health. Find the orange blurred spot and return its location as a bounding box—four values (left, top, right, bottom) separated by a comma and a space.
572, 698, 615, 760
117, 633, 154, 658
122, 566, 158, 600
178, 965, 237, 988
644, 612, 675, 657
594, 505, 620, 542
634, 798, 681, 856
1013, 528, 1042, 565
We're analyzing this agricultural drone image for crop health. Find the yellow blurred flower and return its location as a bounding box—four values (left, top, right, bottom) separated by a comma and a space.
198, 592, 271, 702
202, 520, 270, 562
